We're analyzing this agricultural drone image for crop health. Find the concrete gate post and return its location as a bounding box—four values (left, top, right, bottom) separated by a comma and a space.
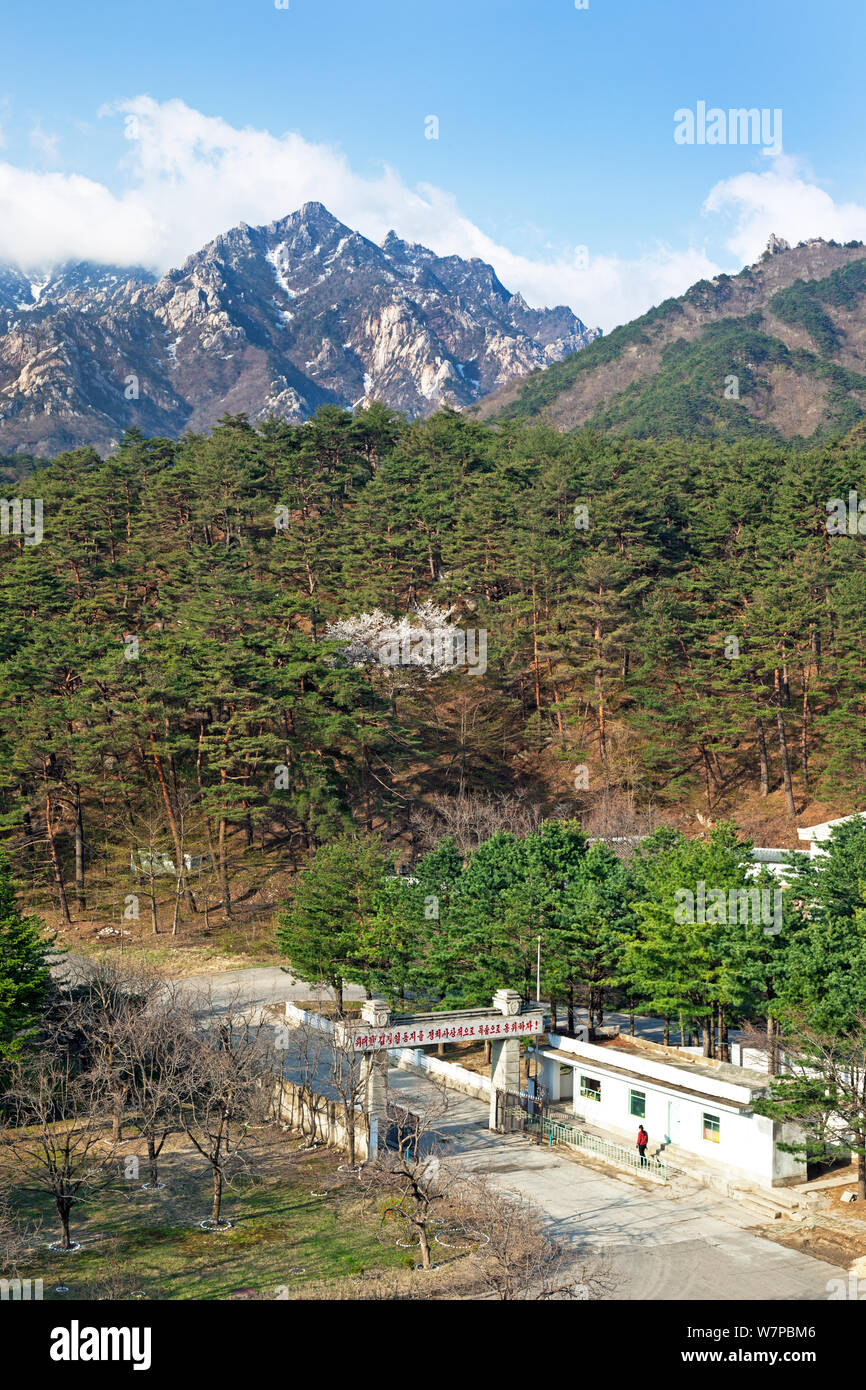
489, 988, 522, 1129
360, 999, 390, 1153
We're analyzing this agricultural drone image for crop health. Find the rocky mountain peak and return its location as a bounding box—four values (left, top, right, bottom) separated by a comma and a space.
0, 203, 600, 457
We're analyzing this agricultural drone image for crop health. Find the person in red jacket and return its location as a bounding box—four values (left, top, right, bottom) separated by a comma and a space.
636, 1125, 649, 1166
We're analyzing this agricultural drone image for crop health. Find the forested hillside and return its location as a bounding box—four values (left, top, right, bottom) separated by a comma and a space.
1, 404, 865, 934
476, 238, 866, 442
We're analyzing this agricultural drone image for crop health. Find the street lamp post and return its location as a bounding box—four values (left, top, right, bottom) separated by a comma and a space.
534, 934, 542, 1098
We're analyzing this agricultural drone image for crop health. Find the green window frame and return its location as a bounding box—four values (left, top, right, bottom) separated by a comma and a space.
629, 1089, 646, 1119
580, 1075, 601, 1102
703, 1112, 720, 1143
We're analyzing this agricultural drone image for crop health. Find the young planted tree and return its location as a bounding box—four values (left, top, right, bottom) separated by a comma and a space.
359, 1081, 457, 1271
0, 1027, 116, 1251
63, 958, 164, 1144
329, 1025, 367, 1168
451, 1177, 614, 1301
0, 1180, 35, 1278
112, 989, 188, 1190
178, 1002, 273, 1228
277, 1010, 332, 1147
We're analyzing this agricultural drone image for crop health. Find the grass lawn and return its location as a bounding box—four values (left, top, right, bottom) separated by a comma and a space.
60, 936, 284, 976
7, 1129, 418, 1300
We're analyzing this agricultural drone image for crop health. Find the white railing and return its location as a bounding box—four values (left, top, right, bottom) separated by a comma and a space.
536, 1115, 667, 1182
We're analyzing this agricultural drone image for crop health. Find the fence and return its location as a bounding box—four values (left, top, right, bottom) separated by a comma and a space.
285, 1001, 336, 1033
392, 1047, 491, 1101
533, 1115, 667, 1182
272, 1074, 370, 1161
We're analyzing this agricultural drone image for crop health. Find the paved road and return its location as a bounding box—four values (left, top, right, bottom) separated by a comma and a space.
53, 955, 366, 1013
55, 955, 839, 1300
173, 965, 366, 1012
385, 1068, 841, 1302
170, 968, 748, 1048
53, 957, 736, 1045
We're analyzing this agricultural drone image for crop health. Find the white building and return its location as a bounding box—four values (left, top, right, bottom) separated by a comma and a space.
539, 1032, 805, 1190
747, 847, 800, 882
747, 808, 866, 882
797, 810, 866, 858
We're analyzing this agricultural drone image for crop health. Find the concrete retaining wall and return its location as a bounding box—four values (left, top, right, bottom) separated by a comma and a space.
285, 1002, 335, 1032
391, 1047, 491, 1101
272, 1073, 369, 1161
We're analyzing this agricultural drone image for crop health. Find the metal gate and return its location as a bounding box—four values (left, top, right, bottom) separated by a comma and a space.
494, 1085, 549, 1138
384, 1101, 421, 1158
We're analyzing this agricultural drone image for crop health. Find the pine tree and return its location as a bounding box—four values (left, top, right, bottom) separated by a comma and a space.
0, 850, 53, 1062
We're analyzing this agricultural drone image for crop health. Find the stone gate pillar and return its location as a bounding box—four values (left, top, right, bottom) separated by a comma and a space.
359, 999, 390, 1152
489, 987, 522, 1129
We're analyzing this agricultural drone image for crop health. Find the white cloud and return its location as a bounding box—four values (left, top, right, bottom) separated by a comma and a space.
703, 155, 866, 265
0, 164, 159, 266
0, 99, 861, 330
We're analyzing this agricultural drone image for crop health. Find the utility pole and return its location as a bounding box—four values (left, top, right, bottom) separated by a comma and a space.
536, 934, 541, 1005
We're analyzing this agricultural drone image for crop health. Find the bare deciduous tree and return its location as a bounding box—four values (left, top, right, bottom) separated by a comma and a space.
449, 1177, 616, 1300
110, 987, 189, 1190
178, 1000, 273, 1227
411, 790, 544, 857
329, 1026, 368, 1167
0, 1181, 36, 1277
59, 957, 164, 1143
0, 1026, 116, 1251
359, 1081, 460, 1270
277, 1011, 332, 1147
579, 786, 660, 857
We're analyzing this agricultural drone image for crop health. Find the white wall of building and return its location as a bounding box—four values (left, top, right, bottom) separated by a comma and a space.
540, 1035, 804, 1188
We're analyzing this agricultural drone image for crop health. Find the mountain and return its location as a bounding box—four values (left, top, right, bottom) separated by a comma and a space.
0, 203, 599, 457
474, 236, 866, 442
0, 262, 155, 314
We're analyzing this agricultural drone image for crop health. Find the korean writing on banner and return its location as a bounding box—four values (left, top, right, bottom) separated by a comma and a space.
351, 1015, 543, 1052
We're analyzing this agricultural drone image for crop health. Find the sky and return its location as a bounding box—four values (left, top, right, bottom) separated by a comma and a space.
0, 0, 864, 330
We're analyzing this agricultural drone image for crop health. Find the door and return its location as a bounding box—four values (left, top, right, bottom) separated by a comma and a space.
559, 1063, 574, 1102
666, 1099, 680, 1145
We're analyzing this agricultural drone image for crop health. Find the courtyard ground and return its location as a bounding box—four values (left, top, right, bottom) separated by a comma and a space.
384, 1067, 855, 1302
4, 1130, 423, 1300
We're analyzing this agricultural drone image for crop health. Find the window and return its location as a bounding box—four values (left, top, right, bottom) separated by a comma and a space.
703, 1112, 720, 1144
629, 1089, 646, 1119
580, 1075, 601, 1102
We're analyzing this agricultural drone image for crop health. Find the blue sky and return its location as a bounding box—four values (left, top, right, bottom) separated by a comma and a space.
1, 0, 864, 328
